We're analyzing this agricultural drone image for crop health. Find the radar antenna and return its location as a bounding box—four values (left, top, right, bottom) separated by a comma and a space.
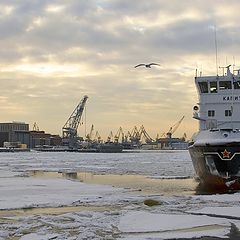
219, 65, 231, 76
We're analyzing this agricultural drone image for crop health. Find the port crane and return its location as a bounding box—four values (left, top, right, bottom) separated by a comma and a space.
107, 131, 114, 142
139, 125, 153, 143
166, 116, 185, 138
124, 131, 131, 142
86, 124, 94, 142
114, 127, 124, 143
32, 122, 40, 131
85, 125, 102, 143
129, 126, 141, 144
94, 131, 102, 143
62, 95, 88, 149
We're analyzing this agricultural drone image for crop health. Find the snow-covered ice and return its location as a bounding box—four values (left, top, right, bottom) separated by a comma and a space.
0, 177, 123, 210
119, 211, 230, 232
189, 207, 240, 219
0, 151, 240, 239
119, 211, 230, 239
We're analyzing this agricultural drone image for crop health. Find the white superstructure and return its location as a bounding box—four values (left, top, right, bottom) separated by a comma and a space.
193, 65, 240, 131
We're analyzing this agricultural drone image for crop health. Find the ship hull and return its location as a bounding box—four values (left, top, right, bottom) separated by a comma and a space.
96, 143, 123, 153
189, 143, 240, 191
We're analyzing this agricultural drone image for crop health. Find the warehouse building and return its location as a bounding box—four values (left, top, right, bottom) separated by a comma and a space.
0, 122, 62, 149
0, 122, 30, 147
29, 130, 62, 148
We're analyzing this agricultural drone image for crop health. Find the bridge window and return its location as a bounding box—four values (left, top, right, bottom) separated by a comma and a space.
208, 110, 215, 117
210, 81, 218, 93
198, 82, 208, 93
234, 80, 240, 89
219, 81, 232, 90
225, 110, 232, 117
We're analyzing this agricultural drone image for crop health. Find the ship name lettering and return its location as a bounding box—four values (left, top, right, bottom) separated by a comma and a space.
223, 96, 240, 101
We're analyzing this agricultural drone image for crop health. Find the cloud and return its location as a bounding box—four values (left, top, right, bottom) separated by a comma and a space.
0, 0, 240, 138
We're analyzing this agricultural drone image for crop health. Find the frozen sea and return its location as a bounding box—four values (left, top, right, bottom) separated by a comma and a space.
0, 150, 240, 240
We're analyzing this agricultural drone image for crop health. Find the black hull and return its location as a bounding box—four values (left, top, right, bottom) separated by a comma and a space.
96, 143, 123, 153
189, 143, 240, 191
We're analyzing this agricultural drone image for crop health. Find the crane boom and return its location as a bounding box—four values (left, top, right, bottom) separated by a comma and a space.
62, 95, 88, 148
107, 131, 113, 142
114, 127, 124, 143
139, 125, 153, 143
166, 116, 185, 138
86, 124, 94, 141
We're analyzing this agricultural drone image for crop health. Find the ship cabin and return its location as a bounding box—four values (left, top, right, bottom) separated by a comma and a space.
194, 65, 240, 131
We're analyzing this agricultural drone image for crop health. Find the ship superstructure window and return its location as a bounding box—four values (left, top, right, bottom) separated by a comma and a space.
225, 110, 232, 117
198, 82, 208, 93
233, 80, 240, 89
208, 110, 215, 117
219, 81, 232, 90
210, 81, 217, 93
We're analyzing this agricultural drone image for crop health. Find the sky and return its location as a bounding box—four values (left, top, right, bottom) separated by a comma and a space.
1, 0, 240, 140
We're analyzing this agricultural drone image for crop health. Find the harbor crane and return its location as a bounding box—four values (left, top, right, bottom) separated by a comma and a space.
86, 124, 94, 142
129, 126, 141, 145
139, 125, 153, 143
166, 116, 185, 138
114, 127, 124, 143
107, 131, 114, 143
86, 125, 102, 143
124, 131, 131, 142
94, 131, 102, 143
32, 122, 40, 131
62, 95, 88, 149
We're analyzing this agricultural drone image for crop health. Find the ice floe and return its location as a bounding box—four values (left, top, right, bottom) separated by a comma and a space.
0, 177, 123, 210
119, 211, 231, 239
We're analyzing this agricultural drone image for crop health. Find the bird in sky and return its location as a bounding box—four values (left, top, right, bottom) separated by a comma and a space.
134, 63, 160, 68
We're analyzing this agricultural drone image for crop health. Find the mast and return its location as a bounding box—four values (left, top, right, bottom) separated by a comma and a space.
214, 25, 219, 76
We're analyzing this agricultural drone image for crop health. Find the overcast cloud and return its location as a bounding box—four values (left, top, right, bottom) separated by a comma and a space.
1, 0, 240, 139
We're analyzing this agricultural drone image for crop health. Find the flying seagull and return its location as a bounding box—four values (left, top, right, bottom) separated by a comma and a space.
134, 63, 160, 68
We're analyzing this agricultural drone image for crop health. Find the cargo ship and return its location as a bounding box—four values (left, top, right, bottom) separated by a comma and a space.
189, 65, 240, 191
96, 142, 123, 153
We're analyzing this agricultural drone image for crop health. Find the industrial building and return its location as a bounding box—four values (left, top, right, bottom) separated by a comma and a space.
0, 122, 30, 148
30, 130, 62, 148
0, 122, 62, 149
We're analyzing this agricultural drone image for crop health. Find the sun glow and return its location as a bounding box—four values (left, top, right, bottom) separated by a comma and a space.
1, 63, 82, 77
46, 5, 65, 13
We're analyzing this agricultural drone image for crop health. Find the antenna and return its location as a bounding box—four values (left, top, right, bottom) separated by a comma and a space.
214, 25, 219, 76
233, 56, 235, 72
84, 104, 87, 138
